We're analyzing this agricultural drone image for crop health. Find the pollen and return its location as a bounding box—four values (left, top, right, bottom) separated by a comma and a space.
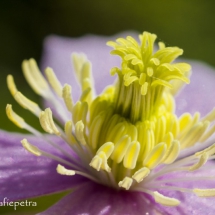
6, 32, 215, 207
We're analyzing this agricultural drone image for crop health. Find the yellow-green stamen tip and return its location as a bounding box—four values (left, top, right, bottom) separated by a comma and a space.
107, 32, 191, 122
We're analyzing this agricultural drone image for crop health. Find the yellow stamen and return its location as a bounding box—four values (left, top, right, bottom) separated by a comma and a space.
6, 104, 25, 128
195, 143, 215, 157
202, 108, 215, 122
143, 142, 167, 169
64, 121, 76, 144
14, 92, 41, 116
189, 152, 208, 171
193, 189, 215, 197
96, 142, 114, 158
111, 135, 131, 163
132, 167, 150, 183
96, 151, 111, 172
118, 177, 133, 190
22, 59, 49, 96
71, 53, 92, 92
8, 32, 215, 204
62, 84, 73, 113
71, 53, 87, 81
21, 139, 41, 156
56, 164, 75, 176
7, 75, 41, 116
75, 120, 86, 145
123, 141, 140, 169
45, 67, 63, 97
153, 191, 180, 206
199, 124, 215, 143
89, 155, 102, 171
72, 101, 88, 125
162, 140, 180, 164
80, 87, 91, 103
158, 42, 165, 50
7, 75, 18, 96
39, 108, 60, 135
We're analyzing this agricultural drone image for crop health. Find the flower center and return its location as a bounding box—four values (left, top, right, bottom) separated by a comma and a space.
6, 32, 215, 207
87, 32, 191, 183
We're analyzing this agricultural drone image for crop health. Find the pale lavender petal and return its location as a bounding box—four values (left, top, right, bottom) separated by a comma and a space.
154, 162, 215, 215
0, 130, 85, 201
39, 167, 215, 215
156, 190, 215, 215
176, 60, 215, 117
41, 32, 138, 101
154, 188, 215, 215
38, 182, 158, 215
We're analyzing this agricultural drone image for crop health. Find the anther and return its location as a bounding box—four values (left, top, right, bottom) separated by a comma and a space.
22, 59, 49, 96
123, 141, 140, 169
56, 164, 75, 176
141, 82, 148, 95
14, 92, 41, 116
143, 142, 167, 169
45, 67, 63, 97
39, 108, 60, 135
162, 140, 180, 164
193, 188, 215, 197
64, 121, 76, 144
89, 155, 102, 171
195, 143, 215, 157
97, 151, 111, 172
118, 177, 133, 190
147, 67, 153, 77
7, 75, 18, 96
75, 120, 86, 145
132, 167, 150, 183
6, 104, 25, 128
62, 84, 73, 113
111, 135, 131, 163
153, 191, 180, 206
96, 142, 114, 158
189, 152, 208, 171
21, 139, 41, 156
7, 75, 41, 116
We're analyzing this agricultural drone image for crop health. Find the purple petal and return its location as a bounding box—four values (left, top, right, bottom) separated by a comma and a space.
149, 187, 215, 215
39, 164, 215, 215
157, 190, 215, 215
38, 181, 158, 215
154, 162, 215, 215
176, 60, 215, 117
41, 32, 138, 101
0, 130, 85, 201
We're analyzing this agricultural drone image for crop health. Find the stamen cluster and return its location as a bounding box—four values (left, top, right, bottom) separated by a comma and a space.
6, 32, 215, 207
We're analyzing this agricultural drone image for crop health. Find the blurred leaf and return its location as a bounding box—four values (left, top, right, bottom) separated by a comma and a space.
0, 190, 70, 214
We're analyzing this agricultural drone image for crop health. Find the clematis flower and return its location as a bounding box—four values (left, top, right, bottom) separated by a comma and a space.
2, 31, 215, 215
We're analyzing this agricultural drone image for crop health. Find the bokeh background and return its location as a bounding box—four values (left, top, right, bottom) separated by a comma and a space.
1, 0, 215, 214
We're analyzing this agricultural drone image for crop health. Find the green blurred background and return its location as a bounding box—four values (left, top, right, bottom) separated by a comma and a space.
1, 0, 215, 214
